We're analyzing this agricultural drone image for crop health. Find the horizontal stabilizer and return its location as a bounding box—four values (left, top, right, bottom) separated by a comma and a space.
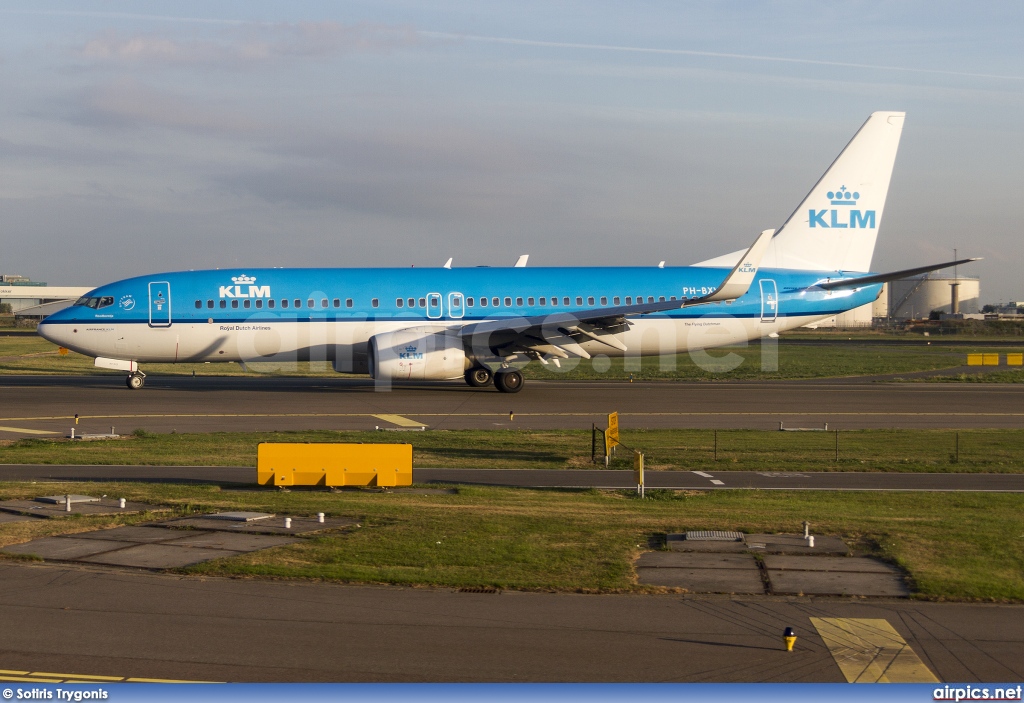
816, 258, 981, 291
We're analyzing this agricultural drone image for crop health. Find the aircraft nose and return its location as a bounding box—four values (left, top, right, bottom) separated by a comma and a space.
37, 319, 71, 347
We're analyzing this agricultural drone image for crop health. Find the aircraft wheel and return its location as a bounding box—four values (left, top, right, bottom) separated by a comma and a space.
126, 373, 145, 390
494, 370, 524, 393
465, 367, 492, 387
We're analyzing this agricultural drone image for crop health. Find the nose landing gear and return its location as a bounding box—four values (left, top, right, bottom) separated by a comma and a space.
126, 371, 146, 390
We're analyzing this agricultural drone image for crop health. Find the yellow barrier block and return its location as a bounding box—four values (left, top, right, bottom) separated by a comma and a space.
1007, 353, 1023, 366
257, 443, 412, 488
983, 353, 1000, 366
967, 353, 983, 366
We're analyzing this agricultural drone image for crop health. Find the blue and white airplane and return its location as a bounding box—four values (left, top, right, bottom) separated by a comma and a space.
38, 112, 974, 393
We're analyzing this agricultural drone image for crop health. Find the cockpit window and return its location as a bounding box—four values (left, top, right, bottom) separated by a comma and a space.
75, 296, 115, 309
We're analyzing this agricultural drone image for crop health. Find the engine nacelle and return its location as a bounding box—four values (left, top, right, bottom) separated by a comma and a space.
368, 328, 468, 381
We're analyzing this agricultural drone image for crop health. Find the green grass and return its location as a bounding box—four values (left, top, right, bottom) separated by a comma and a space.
1, 481, 1021, 600
5, 332, 1024, 380
2, 428, 1023, 473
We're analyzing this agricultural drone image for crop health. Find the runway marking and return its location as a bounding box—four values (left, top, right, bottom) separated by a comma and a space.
693, 471, 713, 477
709, 479, 725, 485
0, 426, 58, 435
0, 668, 217, 683
810, 617, 939, 683
372, 414, 426, 428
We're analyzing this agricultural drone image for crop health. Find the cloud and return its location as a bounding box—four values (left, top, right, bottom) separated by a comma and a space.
79, 21, 420, 66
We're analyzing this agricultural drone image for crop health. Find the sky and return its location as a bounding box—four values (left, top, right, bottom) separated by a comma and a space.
1, 1, 1022, 301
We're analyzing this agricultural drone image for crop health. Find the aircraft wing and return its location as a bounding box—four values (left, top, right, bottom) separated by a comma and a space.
815, 258, 981, 291
459, 229, 775, 360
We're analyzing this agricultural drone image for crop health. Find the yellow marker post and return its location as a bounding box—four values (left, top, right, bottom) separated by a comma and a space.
605, 411, 620, 466
1008, 353, 1023, 366
634, 450, 644, 498
967, 353, 983, 366
784, 626, 797, 651
983, 353, 999, 366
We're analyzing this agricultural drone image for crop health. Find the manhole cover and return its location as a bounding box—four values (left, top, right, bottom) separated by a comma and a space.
685, 530, 744, 542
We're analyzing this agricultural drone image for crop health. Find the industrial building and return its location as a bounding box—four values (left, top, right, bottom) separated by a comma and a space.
0, 274, 91, 319
888, 275, 980, 320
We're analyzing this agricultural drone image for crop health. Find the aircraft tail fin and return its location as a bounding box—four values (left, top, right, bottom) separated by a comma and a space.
696, 112, 905, 273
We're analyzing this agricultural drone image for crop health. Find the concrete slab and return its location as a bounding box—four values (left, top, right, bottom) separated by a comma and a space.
156, 516, 353, 535
0, 498, 165, 519
636, 552, 758, 569
79, 544, 244, 568
1, 537, 131, 560
206, 512, 274, 522
636, 567, 765, 594
164, 532, 297, 551
769, 569, 910, 597
74, 526, 192, 543
763, 555, 900, 574
0, 512, 38, 523
666, 537, 749, 553
745, 534, 851, 555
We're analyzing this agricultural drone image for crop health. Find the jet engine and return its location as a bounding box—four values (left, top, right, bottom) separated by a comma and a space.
368, 328, 468, 381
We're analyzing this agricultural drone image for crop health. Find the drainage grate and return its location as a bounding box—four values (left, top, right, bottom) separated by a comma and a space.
457, 586, 501, 594
685, 530, 744, 542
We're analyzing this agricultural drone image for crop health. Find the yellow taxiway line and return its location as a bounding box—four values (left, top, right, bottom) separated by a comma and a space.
811, 617, 939, 683
0, 667, 216, 683
372, 414, 427, 427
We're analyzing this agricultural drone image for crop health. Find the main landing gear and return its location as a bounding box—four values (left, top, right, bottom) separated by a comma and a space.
493, 369, 524, 394
126, 371, 146, 390
465, 367, 493, 387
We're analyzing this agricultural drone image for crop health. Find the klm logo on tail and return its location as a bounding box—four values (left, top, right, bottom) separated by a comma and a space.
809, 185, 876, 229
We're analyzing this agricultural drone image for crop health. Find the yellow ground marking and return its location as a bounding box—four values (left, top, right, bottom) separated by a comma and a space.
811, 617, 939, 683
0, 669, 217, 683
372, 414, 426, 427
0, 426, 58, 435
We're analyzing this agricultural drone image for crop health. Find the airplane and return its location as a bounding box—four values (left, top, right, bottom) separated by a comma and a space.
37, 112, 976, 393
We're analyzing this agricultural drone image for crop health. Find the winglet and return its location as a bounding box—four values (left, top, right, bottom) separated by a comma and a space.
514, 255, 529, 268
702, 229, 775, 302
443, 257, 453, 269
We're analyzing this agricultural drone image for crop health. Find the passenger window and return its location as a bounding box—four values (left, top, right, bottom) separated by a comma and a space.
576, 297, 583, 306
243, 300, 251, 309
231, 300, 239, 309
321, 299, 328, 308
194, 300, 202, 309
407, 298, 415, 308
492, 297, 499, 306
256, 300, 263, 309
480, 298, 488, 307
220, 300, 227, 309
539, 298, 546, 306
371, 298, 379, 308
467, 298, 474, 307
626, 297, 632, 305
527, 297, 534, 306
452, 295, 462, 306
648, 296, 655, 303
396, 298, 404, 308
516, 297, 523, 306
600, 297, 607, 305
346, 299, 353, 308
333, 299, 340, 308
563, 297, 570, 306
418, 298, 425, 307
268, 300, 276, 309
207, 300, 214, 309
659, 296, 666, 302
307, 299, 314, 308
588, 296, 595, 305
281, 299, 288, 309
292, 299, 299, 308
504, 297, 512, 307
670, 296, 676, 301
613, 297, 620, 305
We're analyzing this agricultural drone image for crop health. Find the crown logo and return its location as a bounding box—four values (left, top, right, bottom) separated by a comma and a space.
827, 185, 859, 206
405, 345, 418, 353
231, 274, 256, 285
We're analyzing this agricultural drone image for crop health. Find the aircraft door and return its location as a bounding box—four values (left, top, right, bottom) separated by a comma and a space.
447, 292, 464, 319
426, 292, 442, 319
148, 281, 172, 328
760, 279, 778, 323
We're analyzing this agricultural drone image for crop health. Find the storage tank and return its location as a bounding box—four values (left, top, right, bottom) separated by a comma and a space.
889, 275, 980, 319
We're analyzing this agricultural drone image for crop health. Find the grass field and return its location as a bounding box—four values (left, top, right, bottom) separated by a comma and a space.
2, 428, 1023, 473
0, 481, 1021, 600
5, 330, 1024, 380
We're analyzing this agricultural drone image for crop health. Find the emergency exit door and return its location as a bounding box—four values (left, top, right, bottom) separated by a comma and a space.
149, 281, 172, 327
760, 279, 778, 323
